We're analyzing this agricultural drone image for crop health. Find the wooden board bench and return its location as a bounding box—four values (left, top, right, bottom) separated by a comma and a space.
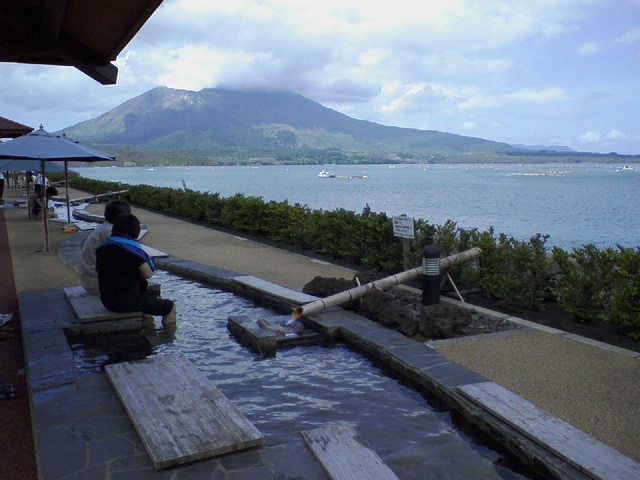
64, 286, 142, 324
301, 424, 399, 480
458, 382, 640, 480
106, 353, 265, 469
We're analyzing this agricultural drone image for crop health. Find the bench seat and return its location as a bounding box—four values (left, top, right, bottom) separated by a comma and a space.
106, 353, 265, 469
302, 424, 399, 480
458, 382, 640, 480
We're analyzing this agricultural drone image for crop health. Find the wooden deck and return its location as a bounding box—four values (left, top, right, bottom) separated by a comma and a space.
302, 424, 399, 480
458, 382, 640, 480
64, 286, 141, 323
106, 353, 265, 469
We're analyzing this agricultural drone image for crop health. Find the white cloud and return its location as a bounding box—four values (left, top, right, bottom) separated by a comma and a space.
504, 87, 566, 103
577, 42, 601, 55
579, 131, 601, 143
606, 129, 627, 139
615, 27, 640, 44
1, 0, 639, 153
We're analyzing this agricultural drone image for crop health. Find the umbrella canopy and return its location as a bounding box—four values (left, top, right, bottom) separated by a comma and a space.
0, 159, 65, 173
0, 125, 115, 251
0, 126, 115, 162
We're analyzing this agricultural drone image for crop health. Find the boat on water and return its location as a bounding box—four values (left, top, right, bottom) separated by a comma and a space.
317, 170, 336, 178
622, 165, 634, 171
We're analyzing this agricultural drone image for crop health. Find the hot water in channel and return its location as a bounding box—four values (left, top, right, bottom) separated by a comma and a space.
68, 270, 534, 479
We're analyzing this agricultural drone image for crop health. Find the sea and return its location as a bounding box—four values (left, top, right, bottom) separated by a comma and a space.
71, 162, 639, 250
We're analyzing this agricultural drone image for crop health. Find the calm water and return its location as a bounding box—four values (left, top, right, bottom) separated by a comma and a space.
73, 163, 639, 250
68, 271, 531, 479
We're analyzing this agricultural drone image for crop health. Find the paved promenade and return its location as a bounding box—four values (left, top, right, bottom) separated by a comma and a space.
3, 187, 640, 478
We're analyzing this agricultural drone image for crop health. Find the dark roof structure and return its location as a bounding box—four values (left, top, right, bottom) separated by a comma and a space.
0, 116, 34, 138
0, 0, 163, 85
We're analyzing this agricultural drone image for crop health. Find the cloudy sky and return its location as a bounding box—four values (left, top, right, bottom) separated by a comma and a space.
1, 0, 640, 154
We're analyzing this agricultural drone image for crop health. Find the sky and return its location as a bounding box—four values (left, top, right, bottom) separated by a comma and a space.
1, 0, 640, 154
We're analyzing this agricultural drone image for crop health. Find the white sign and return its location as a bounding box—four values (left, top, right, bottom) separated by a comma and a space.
392, 215, 414, 239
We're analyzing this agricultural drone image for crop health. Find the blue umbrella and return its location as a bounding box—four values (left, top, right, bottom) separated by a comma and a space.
0, 126, 115, 251
0, 159, 65, 173
0, 126, 114, 162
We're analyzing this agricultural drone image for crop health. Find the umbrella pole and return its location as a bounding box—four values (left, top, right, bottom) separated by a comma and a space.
26, 173, 31, 220
41, 160, 49, 252
64, 161, 71, 222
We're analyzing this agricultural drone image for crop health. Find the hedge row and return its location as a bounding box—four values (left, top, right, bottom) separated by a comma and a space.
70, 176, 640, 339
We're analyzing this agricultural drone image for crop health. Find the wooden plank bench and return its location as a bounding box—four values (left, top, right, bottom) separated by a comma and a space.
458, 382, 640, 480
106, 353, 265, 469
301, 424, 399, 480
64, 286, 142, 324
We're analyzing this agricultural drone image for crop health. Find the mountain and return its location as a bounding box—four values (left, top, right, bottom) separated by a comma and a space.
511, 144, 575, 153
61, 87, 516, 158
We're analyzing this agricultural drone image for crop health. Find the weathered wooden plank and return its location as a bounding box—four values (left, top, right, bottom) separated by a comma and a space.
458, 382, 640, 480
301, 424, 399, 480
106, 353, 264, 469
140, 244, 167, 258
64, 286, 141, 323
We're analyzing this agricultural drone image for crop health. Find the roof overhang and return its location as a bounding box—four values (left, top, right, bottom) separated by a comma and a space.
0, 116, 34, 138
0, 0, 163, 85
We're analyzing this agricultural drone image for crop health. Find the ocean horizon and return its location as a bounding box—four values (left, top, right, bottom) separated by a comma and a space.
72, 162, 639, 250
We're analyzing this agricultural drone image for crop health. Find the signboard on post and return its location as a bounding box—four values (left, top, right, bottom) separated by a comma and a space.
392, 215, 414, 239
393, 215, 414, 270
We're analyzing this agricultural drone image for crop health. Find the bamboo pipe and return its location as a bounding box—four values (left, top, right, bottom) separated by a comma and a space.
291, 247, 481, 320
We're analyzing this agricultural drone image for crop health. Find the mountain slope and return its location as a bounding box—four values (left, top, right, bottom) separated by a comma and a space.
62, 87, 515, 155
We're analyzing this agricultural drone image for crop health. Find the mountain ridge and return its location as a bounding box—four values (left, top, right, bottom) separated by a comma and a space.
61, 86, 516, 157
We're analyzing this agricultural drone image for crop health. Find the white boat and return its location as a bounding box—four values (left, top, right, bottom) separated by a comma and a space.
317, 170, 336, 178
622, 165, 634, 171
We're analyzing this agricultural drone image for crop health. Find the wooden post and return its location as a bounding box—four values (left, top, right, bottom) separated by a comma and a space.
402, 237, 411, 271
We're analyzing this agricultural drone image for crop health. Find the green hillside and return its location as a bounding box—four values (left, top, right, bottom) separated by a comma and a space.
61, 87, 639, 166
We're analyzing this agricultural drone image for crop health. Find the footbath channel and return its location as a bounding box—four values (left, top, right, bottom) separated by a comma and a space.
12, 191, 640, 479
24, 222, 626, 480
64, 269, 534, 479
25, 207, 635, 480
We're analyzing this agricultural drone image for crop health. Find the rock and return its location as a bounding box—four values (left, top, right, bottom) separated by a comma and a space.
302, 276, 359, 311
303, 276, 351, 296
379, 301, 419, 336
420, 303, 472, 338
358, 288, 395, 321
301, 276, 521, 341
353, 271, 385, 285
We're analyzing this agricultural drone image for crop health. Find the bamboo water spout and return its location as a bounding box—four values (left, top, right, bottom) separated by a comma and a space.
291, 247, 481, 320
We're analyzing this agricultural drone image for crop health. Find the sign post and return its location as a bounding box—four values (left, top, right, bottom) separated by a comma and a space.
392, 215, 415, 271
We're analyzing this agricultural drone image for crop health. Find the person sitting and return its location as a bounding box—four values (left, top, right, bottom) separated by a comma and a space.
31, 185, 58, 218
78, 200, 131, 294
96, 213, 176, 329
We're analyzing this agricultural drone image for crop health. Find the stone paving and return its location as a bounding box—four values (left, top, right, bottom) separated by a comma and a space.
20, 237, 606, 480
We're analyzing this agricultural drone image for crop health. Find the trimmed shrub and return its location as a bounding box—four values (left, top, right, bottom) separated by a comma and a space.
464, 229, 552, 311
552, 244, 617, 323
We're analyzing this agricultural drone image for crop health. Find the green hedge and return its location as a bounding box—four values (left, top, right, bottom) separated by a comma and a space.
70, 176, 640, 339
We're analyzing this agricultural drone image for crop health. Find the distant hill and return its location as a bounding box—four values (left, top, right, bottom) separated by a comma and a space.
61, 87, 516, 158
511, 144, 575, 153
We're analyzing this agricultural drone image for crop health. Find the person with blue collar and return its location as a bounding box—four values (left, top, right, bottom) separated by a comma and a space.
96, 213, 176, 329
79, 199, 131, 294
